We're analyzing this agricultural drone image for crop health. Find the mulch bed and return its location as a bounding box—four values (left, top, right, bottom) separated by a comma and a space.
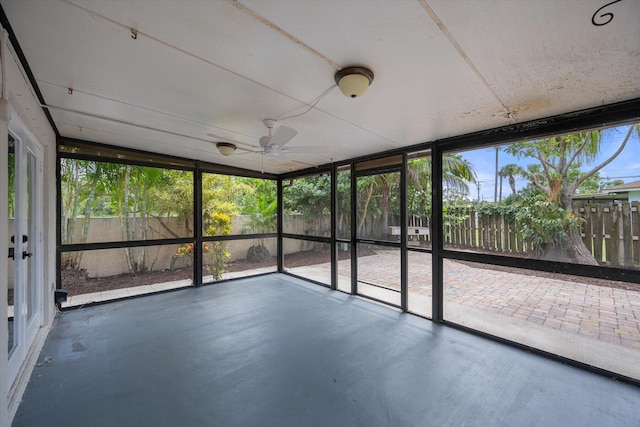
62, 248, 354, 296
59, 247, 639, 297
453, 260, 639, 291
446, 246, 639, 291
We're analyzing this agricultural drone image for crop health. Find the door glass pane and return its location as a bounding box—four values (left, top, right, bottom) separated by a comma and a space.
407, 151, 432, 249
336, 166, 351, 239
407, 150, 433, 318
357, 243, 401, 306
336, 242, 351, 293
356, 172, 400, 241
26, 151, 35, 322
407, 250, 432, 318
7, 136, 16, 355
283, 238, 331, 286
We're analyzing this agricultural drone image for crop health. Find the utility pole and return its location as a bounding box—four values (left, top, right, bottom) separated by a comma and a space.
494, 146, 499, 203
477, 181, 481, 202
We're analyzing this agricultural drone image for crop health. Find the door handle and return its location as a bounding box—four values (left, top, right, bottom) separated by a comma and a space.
22, 251, 33, 259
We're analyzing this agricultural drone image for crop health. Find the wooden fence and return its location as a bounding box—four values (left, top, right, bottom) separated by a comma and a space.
408, 201, 640, 268
442, 209, 533, 254
576, 202, 640, 267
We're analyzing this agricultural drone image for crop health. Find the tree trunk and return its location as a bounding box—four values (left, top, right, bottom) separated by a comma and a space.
536, 234, 598, 266
122, 166, 133, 272
509, 176, 516, 197
380, 208, 389, 240
68, 162, 80, 247
357, 182, 375, 235
139, 180, 149, 272
77, 164, 102, 266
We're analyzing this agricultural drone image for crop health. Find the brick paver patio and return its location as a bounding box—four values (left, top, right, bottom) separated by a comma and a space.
444, 259, 640, 349
301, 249, 640, 351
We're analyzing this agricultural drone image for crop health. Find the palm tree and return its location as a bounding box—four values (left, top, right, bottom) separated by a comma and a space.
522, 164, 546, 190
498, 163, 523, 198
354, 154, 476, 238
506, 126, 637, 211
407, 154, 476, 196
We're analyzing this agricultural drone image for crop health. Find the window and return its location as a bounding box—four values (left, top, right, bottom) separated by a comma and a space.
441, 122, 640, 378
442, 123, 640, 268
283, 173, 331, 238
60, 160, 194, 244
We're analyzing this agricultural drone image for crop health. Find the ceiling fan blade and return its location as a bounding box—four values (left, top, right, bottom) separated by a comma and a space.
276, 152, 292, 162
269, 126, 297, 148
231, 147, 263, 156
281, 146, 326, 154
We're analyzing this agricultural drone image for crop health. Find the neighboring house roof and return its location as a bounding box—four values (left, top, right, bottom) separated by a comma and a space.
604, 180, 640, 193
573, 180, 640, 202
573, 193, 627, 202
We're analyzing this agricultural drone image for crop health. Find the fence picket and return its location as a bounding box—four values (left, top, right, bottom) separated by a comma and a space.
497, 213, 502, 251
470, 208, 477, 247
508, 219, 516, 253
594, 206, 604, 263
452, 220, 459, 247
622, 203, 633, 267
484, 214, 491, 250
632, 202, 639, 267
608, 205, 620, 266
579, 207, 592, 255
490, 213, 497, 251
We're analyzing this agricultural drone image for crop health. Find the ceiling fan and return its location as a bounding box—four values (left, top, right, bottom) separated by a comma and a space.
213, 119, 324, 159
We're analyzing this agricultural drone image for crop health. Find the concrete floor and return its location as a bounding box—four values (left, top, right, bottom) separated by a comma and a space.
288, 250, 640, 378
13, 274, 640, 426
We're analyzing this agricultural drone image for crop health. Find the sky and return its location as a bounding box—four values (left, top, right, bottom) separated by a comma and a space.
455, 123, 640, 202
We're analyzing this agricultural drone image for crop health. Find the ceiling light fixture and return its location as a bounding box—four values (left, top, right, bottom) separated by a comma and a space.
216, 142, 237, 156
334, 66, 374, 98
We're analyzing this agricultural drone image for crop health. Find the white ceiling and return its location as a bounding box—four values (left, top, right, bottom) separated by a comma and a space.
3, 0, 640, 174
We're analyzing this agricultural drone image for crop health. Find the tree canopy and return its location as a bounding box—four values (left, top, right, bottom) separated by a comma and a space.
505, 125, 637, 210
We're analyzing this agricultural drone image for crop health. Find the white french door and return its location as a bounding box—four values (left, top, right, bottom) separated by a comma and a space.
7, 116, 43, 386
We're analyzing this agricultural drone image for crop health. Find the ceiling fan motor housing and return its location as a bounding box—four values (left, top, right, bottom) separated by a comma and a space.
259, 135, 272, 147
263, 118, 278, 129
260, 118, 279, 147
